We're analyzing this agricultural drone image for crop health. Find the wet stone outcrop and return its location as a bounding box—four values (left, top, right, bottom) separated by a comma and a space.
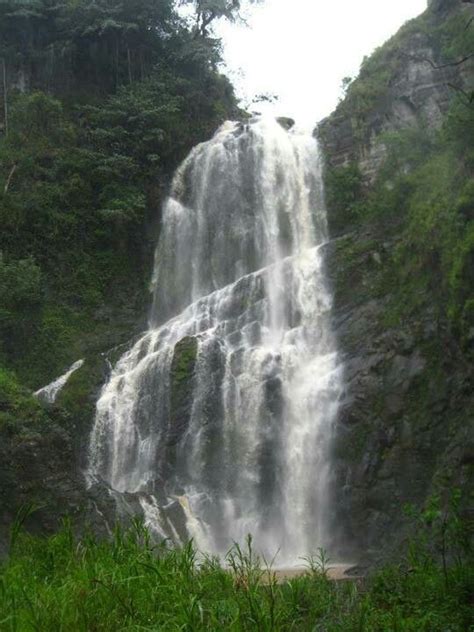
167, 336, 199, 476
276, 117, 296, 130
316, 0, 473, 560
323, 228, 473, 560
0, 352, 133, 556
0, 412, 114, 559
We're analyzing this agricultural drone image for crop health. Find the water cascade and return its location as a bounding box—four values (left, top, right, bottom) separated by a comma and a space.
88, 118, 342, 564
35, 359, 85, 405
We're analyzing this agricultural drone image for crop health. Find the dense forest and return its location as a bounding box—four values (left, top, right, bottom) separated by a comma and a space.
0, 0, 243, 391
0, 0, 473, 629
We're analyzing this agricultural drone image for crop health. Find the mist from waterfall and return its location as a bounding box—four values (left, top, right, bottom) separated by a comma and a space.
88, 117, 342, 564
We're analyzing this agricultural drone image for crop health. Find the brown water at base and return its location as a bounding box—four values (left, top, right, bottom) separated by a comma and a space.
262, 564, 364, 585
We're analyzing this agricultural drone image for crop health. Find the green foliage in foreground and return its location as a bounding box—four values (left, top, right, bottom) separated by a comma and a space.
0, 504, 472, 631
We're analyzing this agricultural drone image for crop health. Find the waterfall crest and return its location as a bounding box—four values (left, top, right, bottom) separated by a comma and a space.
88, 118, 342, 563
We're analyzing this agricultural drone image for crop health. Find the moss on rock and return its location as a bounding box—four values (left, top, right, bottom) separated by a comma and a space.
55, 354, 109, 462
170, 337, 199, 393
167, 336, 199, 463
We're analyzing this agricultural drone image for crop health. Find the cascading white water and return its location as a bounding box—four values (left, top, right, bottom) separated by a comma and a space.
88, 117, 342, 564
35, 359, 85, 404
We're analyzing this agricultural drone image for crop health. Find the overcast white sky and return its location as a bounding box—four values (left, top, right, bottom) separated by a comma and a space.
216, 0, 427, 128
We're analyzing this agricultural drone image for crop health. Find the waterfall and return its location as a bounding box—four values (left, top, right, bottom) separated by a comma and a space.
88, 117, 342, 564
35, 359, 85, 405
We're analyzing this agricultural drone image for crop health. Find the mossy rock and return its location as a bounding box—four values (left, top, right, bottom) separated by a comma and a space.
168, 336, 198, 454
170, 337, 198, 391
55, 354, 109, 461
0, 367, 48, 430
276, 117, 295, 130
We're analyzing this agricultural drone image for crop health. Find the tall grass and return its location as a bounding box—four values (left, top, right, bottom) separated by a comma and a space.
0, 514, 472, 631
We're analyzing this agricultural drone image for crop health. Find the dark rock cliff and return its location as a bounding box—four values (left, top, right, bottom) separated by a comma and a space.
323, 230, 473, 559
319, 0, 474, 559
0, 356, 118, 558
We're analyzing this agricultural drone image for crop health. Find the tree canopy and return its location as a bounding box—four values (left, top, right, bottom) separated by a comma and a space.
0, 0, 242, 385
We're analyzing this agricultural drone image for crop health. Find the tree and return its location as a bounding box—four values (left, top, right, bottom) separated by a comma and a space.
0, 253, 42, 359
180, 0, 261, 36
0, 0, 241, 382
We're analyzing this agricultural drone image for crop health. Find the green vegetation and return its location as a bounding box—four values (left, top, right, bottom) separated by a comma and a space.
0, 366, 47, 430
324, 100, 474, 348
0, 497, 472, 631
0, 3, 472, 630
332, 7, 474, 141
324, 163, 365, 232
168, 336, 198, 461
0, 254, 42, 362
55, 356, 107, 440
0, 0, 241, 390
171, 336, 198, 386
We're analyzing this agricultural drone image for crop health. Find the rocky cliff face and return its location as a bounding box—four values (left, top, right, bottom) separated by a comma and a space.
319, 0, 473, 187
319, 0, 474, 559
0, 353, 123, 558
323, 230, 473, 559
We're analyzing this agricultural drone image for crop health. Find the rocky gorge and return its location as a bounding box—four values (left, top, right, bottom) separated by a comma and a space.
0, 0, 473, 567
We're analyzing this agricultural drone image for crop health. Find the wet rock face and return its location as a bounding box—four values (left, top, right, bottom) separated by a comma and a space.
276, 117, 296, 130
319, 55, 455, 183
429, 0, 468, 11
0, 413, 114, 559
0, 354, 131, 556
169, 337, 199, 447
315, 0, 474, 560
323, 230, 473, 560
